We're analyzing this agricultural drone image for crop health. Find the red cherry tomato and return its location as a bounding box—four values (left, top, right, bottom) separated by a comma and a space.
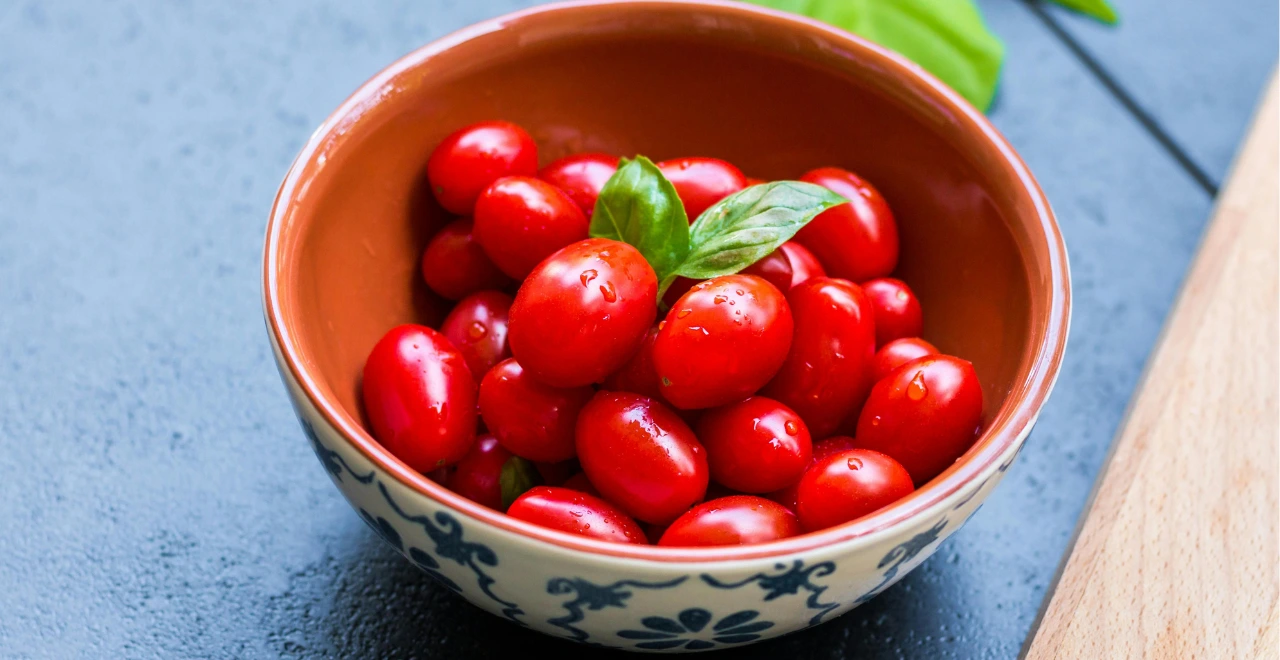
793, 167, 898, 282
508, 239, 658, 387
796, 449, 914, 531
697, 397, 812, 493
560, 472, 598, 496
778, 242, 826, 286
762, 277, 876, 438
855, 355, 983, 485
601, 325, 663, 400
421, 219, 512, 301
361, 325, 477, 472
656, 157, 747, 221
448, 434, 513, 510
575, 391, 708, 524
862, 277, 923, 347
538, 153, 619, 217
654, 274, 793, 409
871, 337, 938, 383
766, 435, 859, 511
426, 121, 538, 215
739, 241, 829, 297
478, 358, 593, 462
658, 496, 800, 547
439, 290, 512, 378
506, 486, 646, 544
473, 176, 589, 279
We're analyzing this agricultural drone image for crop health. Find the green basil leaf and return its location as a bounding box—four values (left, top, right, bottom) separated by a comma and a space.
590, 156, 690, 286
1047, 0, 1119, 24
744, 0, 1005, 112
675, 181, 844, 280
499, 456, 541, 511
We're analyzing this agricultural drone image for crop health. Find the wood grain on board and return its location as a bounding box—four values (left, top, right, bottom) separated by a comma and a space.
1025, 74, 1279, 658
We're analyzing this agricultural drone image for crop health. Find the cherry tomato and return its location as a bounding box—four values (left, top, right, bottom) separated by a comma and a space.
740, 241, 828, 296
473, 176, 589, 279
658, 496, 800, 547
478, 358, 593, 462
871, 337, 938, 383
506, 486, 646, 544
766, 435, 858, 511
426, 120, 538, 215
793, 167, 898, 282
697, 397, 812, 493
439, 290, 512, 378
448, 434, 513, 510
654, 275, 793, 410
862, 277, 923, 347
657, 157, 747, 221
660, 276, 698, 309
421, 219, 512, 301
538, 153, 619, 217
601, 325, 663, 400
796, 449, 914, 531
560, 472, 598, 496
534, 460, 579, 487
361, 324, 477, 472
508, 239, 658, 387
575, 391, 708, 524
855, 355, 983, 485
762, 277, 876, 438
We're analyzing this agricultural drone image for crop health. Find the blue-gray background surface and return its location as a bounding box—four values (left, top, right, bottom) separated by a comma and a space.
0, 1, 1273, 657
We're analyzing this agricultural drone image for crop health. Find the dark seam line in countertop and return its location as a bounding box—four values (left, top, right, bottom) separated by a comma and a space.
1023, 0, 1222, 197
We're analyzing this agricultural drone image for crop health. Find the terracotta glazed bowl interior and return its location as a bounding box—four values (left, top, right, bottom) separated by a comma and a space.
265, 0, 1069, 561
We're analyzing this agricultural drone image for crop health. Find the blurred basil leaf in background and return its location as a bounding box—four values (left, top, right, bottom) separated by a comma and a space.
1048, 0, 1119, 24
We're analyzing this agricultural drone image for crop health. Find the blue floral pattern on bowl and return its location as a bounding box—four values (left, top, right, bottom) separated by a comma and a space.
617, 608, 774, 650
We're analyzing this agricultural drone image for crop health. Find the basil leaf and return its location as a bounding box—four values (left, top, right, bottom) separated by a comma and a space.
1047, 0, 1119, 24
499, 456, 541, 511
590, 156, 690, 286
675, 181, 844, 280
745, 0, 1005, 112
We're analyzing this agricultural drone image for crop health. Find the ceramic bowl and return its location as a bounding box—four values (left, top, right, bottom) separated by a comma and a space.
262, 0, 1070, 652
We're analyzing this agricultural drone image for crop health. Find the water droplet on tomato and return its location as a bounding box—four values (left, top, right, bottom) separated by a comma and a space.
713, 294, 728, 304
751, 418, 761, 430
735, 289, 745, 296
658, 320, 666, 331
871, 415, 881, 426
847, 457, 864, 470
600, 281, 617, 302
907, 371, 928, 401
896, 290, 909, 301
784, 420, 799, 435
677, 309, 692, 319
580, 269, 598, 287
468, 321, 487, 340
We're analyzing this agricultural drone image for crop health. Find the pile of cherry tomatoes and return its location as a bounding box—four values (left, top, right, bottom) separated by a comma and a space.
360, 120, 983, 548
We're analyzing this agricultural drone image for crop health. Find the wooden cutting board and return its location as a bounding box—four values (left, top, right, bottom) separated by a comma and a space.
1024, 74, 1279, 658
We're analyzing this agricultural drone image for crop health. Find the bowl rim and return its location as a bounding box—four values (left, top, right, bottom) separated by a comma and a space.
263, 0, 1071, 563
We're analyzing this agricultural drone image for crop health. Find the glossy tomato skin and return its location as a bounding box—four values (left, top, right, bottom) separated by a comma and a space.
697, 397, 812, 493
658, 496, 800, 547
855, 355, 983, 485
508, 238, 658, 387
654, 274, 794, 410
657, 157, 748, 221
779, 242, 826, 287
448, 434, 512, 510
575, 391, 708, 524
796, 449, 914, 531
871, 337, 938, 383
473, 176, 589, 279
862, 277, 923, 346
478, 358, 593, 463
421, 219, 512, 301
739, 242, 829, 295
766, 435, 858, 511
361, 324, 477, 472
439, 290, 512, 378
762, 277, 877, 438
538, 153, 619, 217
506, 486, 646, 544
793, 167, 898, 282
601, 325, 663, 400
427, 121, 538, 215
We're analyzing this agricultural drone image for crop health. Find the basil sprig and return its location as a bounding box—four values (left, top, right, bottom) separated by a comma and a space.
590, 157, 844, 299
499, 456, 541, 511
